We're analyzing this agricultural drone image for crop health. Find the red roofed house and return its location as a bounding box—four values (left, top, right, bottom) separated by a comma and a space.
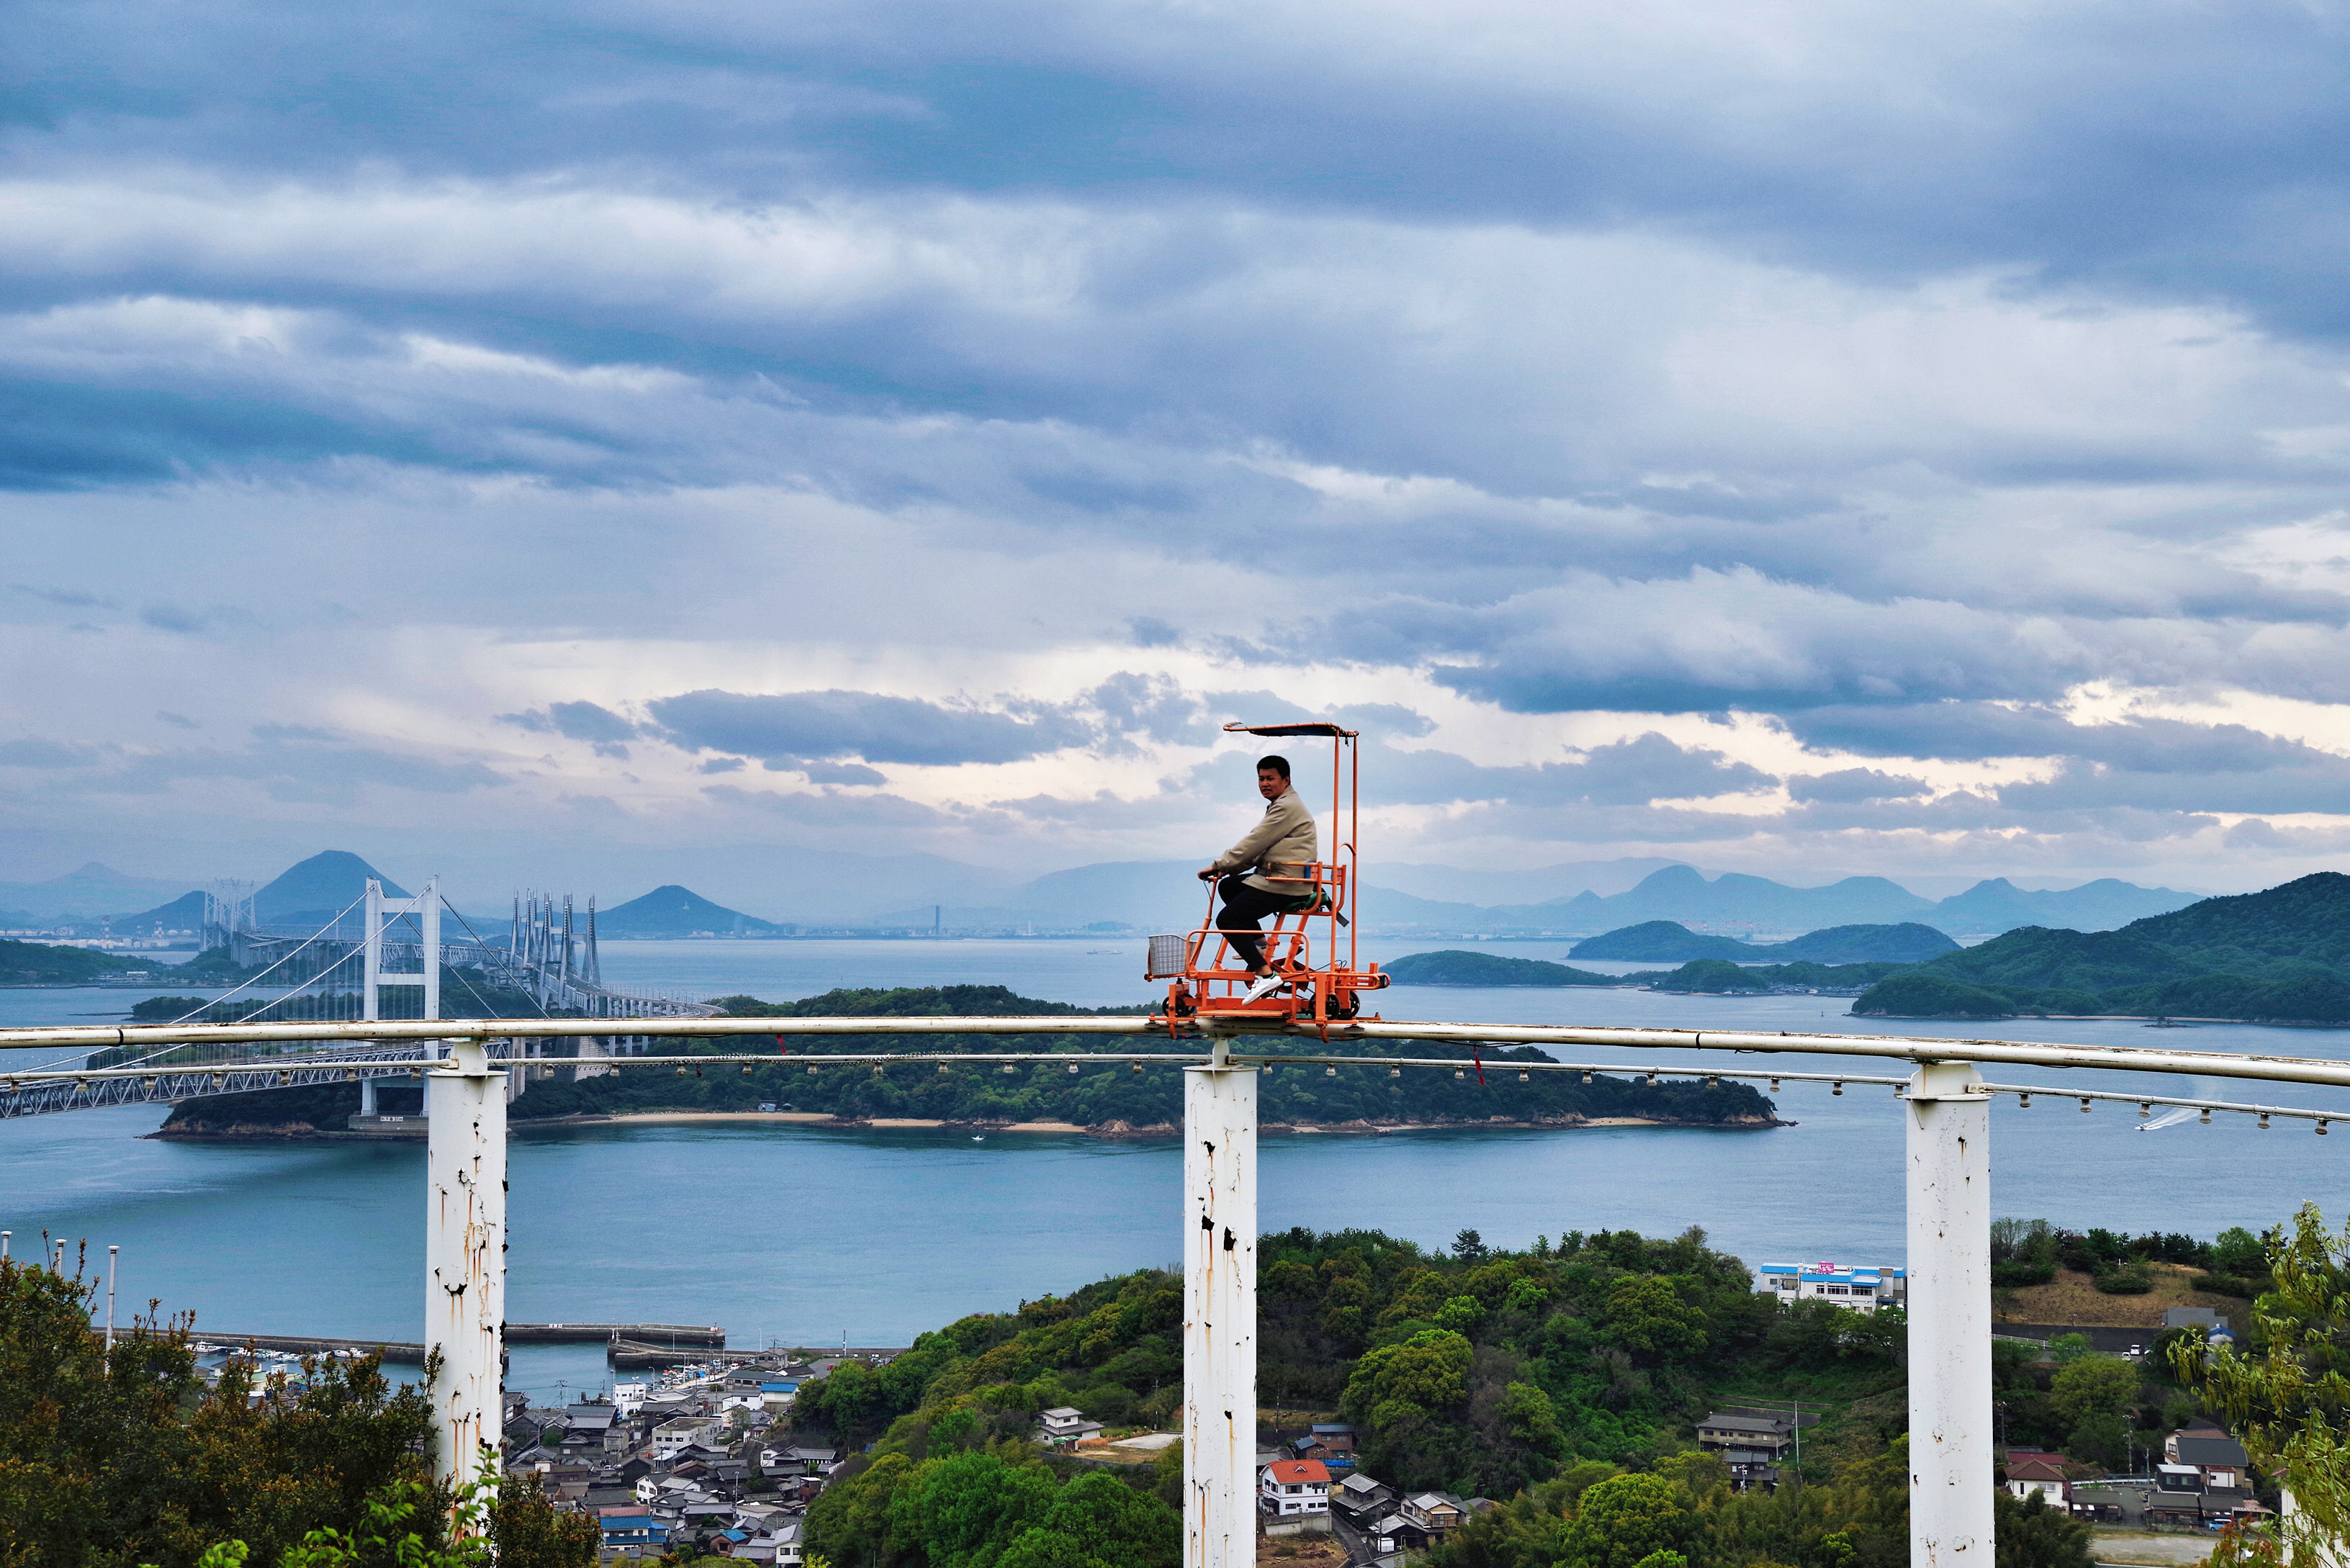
1260, 1459, 1331, 1523
2004, 1451, 2068, 1505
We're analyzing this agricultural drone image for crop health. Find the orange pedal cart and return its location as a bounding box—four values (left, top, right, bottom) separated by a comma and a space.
1149, 721, 1388, 1035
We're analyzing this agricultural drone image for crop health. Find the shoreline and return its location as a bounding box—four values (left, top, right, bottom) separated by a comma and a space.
154, 1109, 1787, 1143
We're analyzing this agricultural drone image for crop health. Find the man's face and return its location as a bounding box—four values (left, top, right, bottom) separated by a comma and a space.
1257, 767, 1286, 801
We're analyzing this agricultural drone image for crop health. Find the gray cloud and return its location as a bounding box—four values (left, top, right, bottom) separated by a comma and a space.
700, 781, 977, 830
503, 700, 640, 759
60, 731, 504, 803
13, 585, 117, 609
1786, 768, 1933, 804
139, 601, 224, 635
11, 0, 2350, 893
651, 688, 1092, 768
0, 738, 107, 768
1089, 672, 1216, 749
1784, 705, 2350, 777
1375, 732, 1773, 809
1999, 754, 2350, 816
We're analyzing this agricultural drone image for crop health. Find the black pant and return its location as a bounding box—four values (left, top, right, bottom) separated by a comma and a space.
1215, 875, 1297, 973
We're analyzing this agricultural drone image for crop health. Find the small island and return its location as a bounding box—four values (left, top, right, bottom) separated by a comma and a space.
1380, 950, 1617, 987
150, 985, 1781, 1140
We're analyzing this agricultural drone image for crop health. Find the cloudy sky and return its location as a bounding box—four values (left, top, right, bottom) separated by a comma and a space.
9, 0, 2350, 904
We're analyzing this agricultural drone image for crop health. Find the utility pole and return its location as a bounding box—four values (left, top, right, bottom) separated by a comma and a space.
106, 1245, 118, 1351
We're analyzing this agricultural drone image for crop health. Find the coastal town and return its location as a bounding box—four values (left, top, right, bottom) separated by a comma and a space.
437, 1253, 2274, 1566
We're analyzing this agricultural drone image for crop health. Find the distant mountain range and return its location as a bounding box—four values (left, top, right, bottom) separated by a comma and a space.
0, 862, 197, 922
1349, 865, 2193, 939
4, 844, 2202, 947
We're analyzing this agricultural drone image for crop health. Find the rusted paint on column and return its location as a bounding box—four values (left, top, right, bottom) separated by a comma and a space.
1184, 1061, 1256, 1568
426, 1037, 505, 1504
1905, 1060, 1994, 1564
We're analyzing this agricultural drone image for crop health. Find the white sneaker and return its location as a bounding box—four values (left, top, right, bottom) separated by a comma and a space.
1243, 972, 1288, 1004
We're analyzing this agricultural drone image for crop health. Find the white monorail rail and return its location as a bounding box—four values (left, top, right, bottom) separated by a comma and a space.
14, 1011, 2350, 1089
9, 1015, 2350, 1567
12, 1050, 2348, 1130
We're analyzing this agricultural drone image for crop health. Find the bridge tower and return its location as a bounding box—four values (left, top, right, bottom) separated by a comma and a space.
359, 877, 439, 1118
202, 880, 256, 960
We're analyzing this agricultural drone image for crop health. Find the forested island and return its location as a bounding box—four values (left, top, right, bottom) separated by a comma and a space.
150, 984, 1777, 1138
1393, 873, 2350, 1026
1382, 950, 1617, 986
506, 986, 1775, 1134
1850, 873, 2350, 1023
1569, 921, 1958, 965
0, 937, 148, 985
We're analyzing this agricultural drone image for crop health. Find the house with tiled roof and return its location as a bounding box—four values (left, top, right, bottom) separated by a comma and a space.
2003, 1450, 2068, 1504
1260, 1459, 1331, 1523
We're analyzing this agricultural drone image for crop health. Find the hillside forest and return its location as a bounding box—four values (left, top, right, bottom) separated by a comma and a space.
785, 1222, 2164, 1568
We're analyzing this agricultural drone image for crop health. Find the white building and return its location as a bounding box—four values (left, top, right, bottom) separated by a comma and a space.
1754, 1261, 1907, 1313
652, 1416, 720, 1459
1037, 1407, 1104, 1446
1261, 1459, 1331, 1523
2004, 1451, 2067, 1503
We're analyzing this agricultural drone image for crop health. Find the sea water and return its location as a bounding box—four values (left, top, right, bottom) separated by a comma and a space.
5, 938, 2349, 1400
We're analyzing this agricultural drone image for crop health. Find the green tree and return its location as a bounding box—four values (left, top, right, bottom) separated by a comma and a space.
1992, 1489, 2092, 1568
1342, 1329, 1475, 1425
1495, 1382, 1565, 1461
887, 1449, 1056, 1568
2179, 1204, 2350, 1567
806, 1452, 916, 1567
2212, 1227, 2267, 1276
1001, 1470, 1177, 1568
2050, 1355, 2139, 1468
1598, 1277, 1707, 1360
0, 1254, 570, 1568
1562, 1473, 1687, 1568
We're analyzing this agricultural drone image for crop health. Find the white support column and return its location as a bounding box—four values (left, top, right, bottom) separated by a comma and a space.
1906, 1060, 1994, 1564
426, 1037, 506, 1502
1183, 1053, 1257, 1568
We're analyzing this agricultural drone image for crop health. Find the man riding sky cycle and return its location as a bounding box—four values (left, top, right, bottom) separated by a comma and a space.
1198, 754, 1317, 1004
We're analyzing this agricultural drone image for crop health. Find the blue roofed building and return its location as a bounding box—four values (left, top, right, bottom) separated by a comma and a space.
1754, 1262, 1907, 1314
598, 1507, 669, 1559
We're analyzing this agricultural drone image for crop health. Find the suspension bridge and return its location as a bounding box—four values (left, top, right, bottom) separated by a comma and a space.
0, 878, 715, 1122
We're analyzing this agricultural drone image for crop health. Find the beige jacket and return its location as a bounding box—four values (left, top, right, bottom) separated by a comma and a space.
1212, 787, 1319, 893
